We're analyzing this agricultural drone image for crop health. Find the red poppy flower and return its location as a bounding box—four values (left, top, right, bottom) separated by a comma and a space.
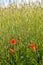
18, 37, 21, 40
9, 48, 14, 53
30, 44, 36, 50
10, 39, 16, 45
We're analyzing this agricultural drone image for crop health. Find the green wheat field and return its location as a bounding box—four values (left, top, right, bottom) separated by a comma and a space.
0, 5, 43, 65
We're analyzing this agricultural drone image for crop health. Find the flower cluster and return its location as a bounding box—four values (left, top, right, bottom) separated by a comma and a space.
9, 39, 16, 53
9, 38, 36, 53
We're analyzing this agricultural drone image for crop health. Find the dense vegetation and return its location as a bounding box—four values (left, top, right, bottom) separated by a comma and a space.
0, 5, 43, 65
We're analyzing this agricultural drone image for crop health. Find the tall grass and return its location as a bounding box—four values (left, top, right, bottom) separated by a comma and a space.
0, 5, 43, 65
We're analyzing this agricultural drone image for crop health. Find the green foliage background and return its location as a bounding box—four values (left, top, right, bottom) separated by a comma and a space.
0, 5, 43, 65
